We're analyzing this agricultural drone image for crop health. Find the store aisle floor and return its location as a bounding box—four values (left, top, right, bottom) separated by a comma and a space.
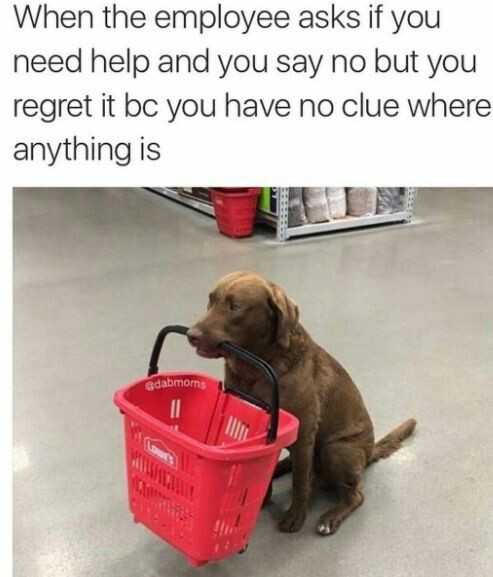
14, 188, 493, 577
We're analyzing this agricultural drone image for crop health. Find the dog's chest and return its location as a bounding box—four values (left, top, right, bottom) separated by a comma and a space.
225, 358, 294, 412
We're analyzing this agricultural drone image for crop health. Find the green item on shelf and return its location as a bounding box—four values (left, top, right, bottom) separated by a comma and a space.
259, 187, 271, 211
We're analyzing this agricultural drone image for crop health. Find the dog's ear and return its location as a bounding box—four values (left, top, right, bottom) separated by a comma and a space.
268, 282, 299, 348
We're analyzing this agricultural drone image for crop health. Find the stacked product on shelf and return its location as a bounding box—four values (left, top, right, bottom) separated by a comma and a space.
302, 188, 331, 223
288, 188, 307, 227
326, 188, 347, 219
376, 188, 402, 214
287, 188, 405, 226
346, 187, 378, 217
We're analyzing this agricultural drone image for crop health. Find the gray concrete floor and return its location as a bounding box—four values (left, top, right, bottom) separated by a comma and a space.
14, 188, 493, 577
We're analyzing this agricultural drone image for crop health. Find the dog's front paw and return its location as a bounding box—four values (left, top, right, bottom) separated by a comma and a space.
279, 506, 306, 533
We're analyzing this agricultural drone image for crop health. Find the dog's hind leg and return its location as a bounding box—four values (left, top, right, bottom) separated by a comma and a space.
317, 481, 364, 536
316, 443, 367, 536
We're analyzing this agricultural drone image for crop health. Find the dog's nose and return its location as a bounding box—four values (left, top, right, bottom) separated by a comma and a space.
187, 327, 203, 347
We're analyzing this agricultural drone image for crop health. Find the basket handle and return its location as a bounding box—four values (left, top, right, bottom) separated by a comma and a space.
147, 325, 280, 444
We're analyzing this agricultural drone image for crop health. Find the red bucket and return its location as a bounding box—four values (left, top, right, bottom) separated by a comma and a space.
210, 188, 260, 238
114, 326, 299, 567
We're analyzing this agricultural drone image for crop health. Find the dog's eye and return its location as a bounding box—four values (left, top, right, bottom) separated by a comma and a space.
229, 300, 241, 312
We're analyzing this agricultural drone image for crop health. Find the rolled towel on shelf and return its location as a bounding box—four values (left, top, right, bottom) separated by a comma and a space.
377, 188, 402, 214
326, 187, 347, 219
288, 187, 308, 227
347, 187, 378, 217
302, 187, 331, 223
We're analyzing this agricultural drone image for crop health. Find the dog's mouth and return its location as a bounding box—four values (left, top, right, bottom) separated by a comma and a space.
194, 345, 223, 359
188, 330, 231, 359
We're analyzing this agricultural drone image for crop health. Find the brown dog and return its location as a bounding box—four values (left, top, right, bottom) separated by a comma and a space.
187, 271, 416, 535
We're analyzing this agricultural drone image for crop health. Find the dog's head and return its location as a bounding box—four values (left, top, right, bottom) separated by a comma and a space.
187, 271, 299, 358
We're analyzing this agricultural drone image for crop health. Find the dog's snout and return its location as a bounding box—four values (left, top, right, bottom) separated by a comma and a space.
187, 326, 203, 347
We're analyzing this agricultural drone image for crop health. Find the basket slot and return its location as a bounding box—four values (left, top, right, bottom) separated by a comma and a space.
212, 511, 250, 554
209, 394, 270, 446
129, 448, 196, 503
226, 464, 241, 488
132, 475, 194, 541
224, 416, 249, 441
240, 488, 248, 506
213, 517, 242, 538
170, 398, 181, 420
129, 420, 143, 443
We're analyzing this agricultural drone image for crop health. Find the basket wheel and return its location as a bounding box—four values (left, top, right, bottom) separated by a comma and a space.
238, 544, 249, 555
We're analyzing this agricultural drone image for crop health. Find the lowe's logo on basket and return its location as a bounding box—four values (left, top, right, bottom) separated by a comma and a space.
145, 376, 206, 391
144, 437, 178, 469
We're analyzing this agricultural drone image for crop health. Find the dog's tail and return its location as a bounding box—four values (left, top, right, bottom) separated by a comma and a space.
369, 418, 417, 465
272, 418, 417, 475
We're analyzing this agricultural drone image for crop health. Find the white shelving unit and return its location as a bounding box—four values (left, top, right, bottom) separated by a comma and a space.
273, 187, 417, 241
147, 187, 417, 242
148, 187, 215, 216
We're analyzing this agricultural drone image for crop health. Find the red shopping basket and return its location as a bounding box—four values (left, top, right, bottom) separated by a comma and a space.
210, 188, 260, 238
114, 325, 299, 567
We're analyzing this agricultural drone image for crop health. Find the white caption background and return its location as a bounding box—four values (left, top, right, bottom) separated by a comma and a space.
3, 0, 493, 185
